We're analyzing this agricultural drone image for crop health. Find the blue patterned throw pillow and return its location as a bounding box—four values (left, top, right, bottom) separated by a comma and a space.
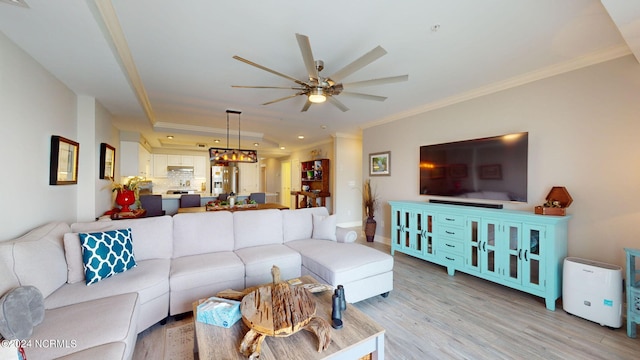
79, 228, 137, 285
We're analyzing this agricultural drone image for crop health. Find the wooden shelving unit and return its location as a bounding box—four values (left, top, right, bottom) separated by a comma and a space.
292, 159, 330, 209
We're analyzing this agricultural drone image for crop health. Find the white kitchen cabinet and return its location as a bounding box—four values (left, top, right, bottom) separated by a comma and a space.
120, 141, 150, 177
193, 156, 207, 179
152, 154, 168, 178
238, 162, 259, 194
168, 155, 194, 166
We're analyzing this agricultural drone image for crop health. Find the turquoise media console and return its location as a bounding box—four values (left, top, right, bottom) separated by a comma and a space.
389, 201, 571, 310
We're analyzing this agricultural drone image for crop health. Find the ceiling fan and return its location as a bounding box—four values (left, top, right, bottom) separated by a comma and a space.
231, 33, 408, 112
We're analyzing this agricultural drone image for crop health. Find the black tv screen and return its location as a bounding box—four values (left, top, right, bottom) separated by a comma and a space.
420, 132, 528, 202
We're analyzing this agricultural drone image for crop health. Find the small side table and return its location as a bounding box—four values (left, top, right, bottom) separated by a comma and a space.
624, 248, 640, 338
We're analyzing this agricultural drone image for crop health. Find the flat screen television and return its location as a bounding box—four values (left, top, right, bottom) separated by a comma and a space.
419, 132, 528, 202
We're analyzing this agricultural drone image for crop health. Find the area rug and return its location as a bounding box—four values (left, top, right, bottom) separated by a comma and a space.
164, 322, 194, 360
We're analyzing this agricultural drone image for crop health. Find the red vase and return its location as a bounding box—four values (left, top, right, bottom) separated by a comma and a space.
116, 189, 135, 212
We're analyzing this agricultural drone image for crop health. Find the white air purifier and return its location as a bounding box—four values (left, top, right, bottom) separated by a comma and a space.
563, 257, 622, 327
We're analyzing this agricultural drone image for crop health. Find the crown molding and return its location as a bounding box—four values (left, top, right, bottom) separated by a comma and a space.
153, 121, 264, 138
363, 45, 632, 130
93, 0, 156, 125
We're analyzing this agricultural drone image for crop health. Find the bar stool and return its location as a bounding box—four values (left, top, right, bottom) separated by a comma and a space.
625, 247, 640, 338
180, 194, 201, 208
139, 194, 165, 217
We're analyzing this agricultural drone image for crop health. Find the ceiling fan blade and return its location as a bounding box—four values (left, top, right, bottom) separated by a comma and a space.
342, 75, 408, 89
327, 96, 349, 112
301, 99, 312, 112
340, 91, 387, 102
262, 92, 305, 106
233, 55, 308, 87
295, 33, 319, 82
327, 46, 387, 83
232, 85, 307, 90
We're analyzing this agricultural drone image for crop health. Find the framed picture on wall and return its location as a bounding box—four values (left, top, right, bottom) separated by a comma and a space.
99, 143, 116, 180
369, 151, 391, 176
479, 164, 502, 179
50, 135, 79, 185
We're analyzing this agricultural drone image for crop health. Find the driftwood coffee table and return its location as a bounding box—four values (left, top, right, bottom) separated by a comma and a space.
192, 275, 385, 359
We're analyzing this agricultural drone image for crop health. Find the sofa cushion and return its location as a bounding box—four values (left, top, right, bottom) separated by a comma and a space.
27, 293, 138, 360
44, 259, 169, 310
233, 209, 283, 250
2, 222, 70, 298
169, 252, 245, 315
55, 343, 127, 360
170, 252, 245, 292
0, 244, 19, 296
281, 207, 329, 242
79, 229, 137, 285
286, 240, 394, 285
235, 244, 301, 286
70, 215, 173, 261
312, 213, 337, 241
172, 212, 235, 258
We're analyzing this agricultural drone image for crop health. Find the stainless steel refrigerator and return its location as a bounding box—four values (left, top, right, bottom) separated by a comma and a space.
211, 164, 238, 195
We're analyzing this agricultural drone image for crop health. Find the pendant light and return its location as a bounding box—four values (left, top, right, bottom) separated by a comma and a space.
209, 110, 258, 164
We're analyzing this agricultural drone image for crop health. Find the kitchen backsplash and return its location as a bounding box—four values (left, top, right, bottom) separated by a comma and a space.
148, 171, 207, 194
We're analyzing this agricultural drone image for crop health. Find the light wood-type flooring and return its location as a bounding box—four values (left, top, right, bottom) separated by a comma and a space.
133, 232, 640, 360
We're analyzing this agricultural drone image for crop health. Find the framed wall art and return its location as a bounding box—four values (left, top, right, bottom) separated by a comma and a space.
449, 164, 468, 178
50, 135, 79, 185
479, 164, 502, 180
99, 143, 116, 180
369, 151, 391, 176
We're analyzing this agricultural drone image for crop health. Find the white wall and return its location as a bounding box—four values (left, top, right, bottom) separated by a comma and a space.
0, 32, 78, 239
0, 33, 117, 240
363, 55, 640, 268
94, 101, 119, 218
333, 134, 363, 227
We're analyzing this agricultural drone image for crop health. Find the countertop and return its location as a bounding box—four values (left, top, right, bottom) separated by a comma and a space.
157, 192, 277, 200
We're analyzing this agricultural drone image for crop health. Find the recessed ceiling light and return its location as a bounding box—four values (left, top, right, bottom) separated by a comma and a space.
298, 135, 305, 140
214, 139, 220, 143
280, 146, 286, 150
253, 143, 259, 147
166, 135, 174, 139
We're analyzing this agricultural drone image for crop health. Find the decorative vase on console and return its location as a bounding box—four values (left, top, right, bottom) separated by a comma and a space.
110, 177, 142, 213
115, 189, 136, 212
363, 179, 379, 242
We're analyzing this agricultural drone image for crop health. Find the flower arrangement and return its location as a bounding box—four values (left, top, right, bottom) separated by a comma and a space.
363, 179, 379, 218
111, 176, 144, 208
111, 176, 143, 192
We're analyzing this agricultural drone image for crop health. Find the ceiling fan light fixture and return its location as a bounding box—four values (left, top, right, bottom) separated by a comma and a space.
308, 87, 326, 103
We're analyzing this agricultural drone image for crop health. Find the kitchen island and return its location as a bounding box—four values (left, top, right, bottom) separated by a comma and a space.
157, 193, 278, 215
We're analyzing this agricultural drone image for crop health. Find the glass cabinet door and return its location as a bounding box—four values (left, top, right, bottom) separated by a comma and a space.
480, 219, 499, 277
503, 222, 522, 284
418, 211, 435, 258
466, 217, 481, 273
522, 224, 545, 291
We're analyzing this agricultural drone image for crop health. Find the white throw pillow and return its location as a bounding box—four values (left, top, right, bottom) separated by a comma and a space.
312, 214, 337, 241
63, 233, 85, 284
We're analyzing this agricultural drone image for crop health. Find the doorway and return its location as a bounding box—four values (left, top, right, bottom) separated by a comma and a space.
280, 161, 291, 207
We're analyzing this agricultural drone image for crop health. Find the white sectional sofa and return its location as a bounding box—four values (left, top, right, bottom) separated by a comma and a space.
0, 207, 393, 359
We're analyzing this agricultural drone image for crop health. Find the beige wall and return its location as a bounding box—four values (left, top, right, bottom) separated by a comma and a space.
363, 55, 640, 268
